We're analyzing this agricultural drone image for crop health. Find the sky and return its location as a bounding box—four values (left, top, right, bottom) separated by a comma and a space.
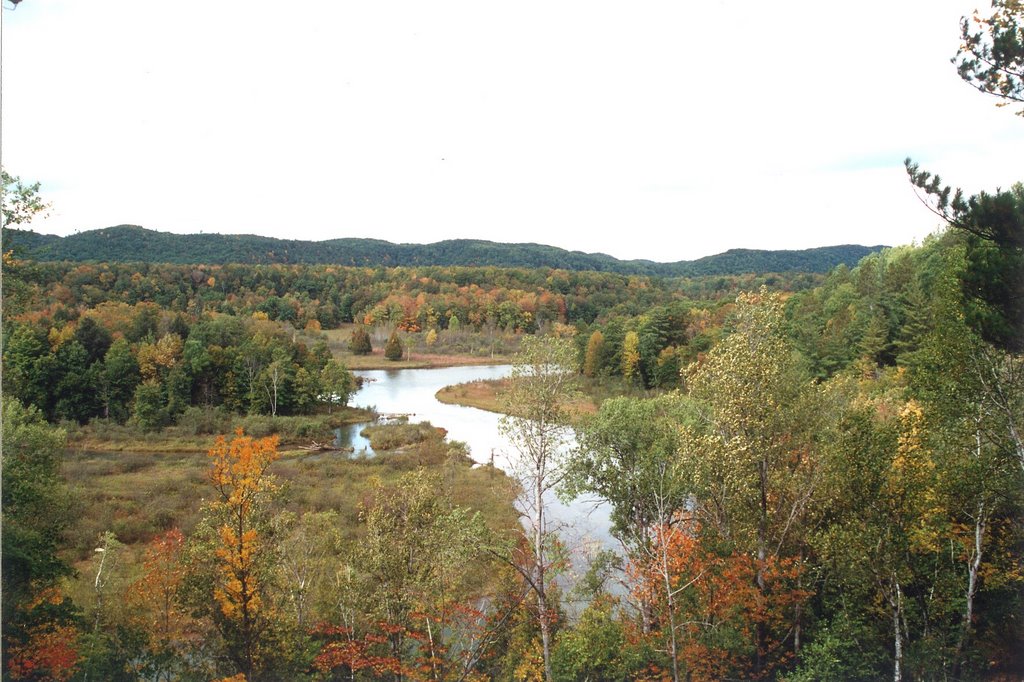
2, 1, 1022, 262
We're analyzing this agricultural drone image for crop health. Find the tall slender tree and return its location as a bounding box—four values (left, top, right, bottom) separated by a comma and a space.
498, 335, 580, 682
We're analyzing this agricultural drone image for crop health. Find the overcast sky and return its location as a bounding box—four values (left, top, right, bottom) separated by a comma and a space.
2, 1, 1021, 261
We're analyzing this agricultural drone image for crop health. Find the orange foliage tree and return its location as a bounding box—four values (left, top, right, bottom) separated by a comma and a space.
5, 588, 79, 682
628, 516, 810, 682
126, 528, 195, 678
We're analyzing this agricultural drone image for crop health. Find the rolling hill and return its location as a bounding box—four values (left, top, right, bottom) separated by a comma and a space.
2, 225, 886, 276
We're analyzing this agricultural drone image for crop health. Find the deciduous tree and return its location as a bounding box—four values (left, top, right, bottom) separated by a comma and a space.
1, 169, 51, 227
679, 289, 822, 677
207, 430, 281, 679
320, 359, 355, 413
498, 335, 580, 682
582, 330, 605, 378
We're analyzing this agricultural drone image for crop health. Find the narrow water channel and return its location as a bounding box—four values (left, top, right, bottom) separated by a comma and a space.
345, 365, 615, 553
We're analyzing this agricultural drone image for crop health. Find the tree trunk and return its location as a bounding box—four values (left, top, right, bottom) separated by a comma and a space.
892, 575, 903, 682
954, 501, 986, 678
535, 475, 554, 682
755, 458, 769, 678
660, 526, 682, 682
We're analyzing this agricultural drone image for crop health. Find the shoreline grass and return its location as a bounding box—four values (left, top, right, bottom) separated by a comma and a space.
63, 406, 376, 453
434, 378, 602, 417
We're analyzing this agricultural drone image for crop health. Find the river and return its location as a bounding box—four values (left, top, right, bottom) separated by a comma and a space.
342, 364, 615, 557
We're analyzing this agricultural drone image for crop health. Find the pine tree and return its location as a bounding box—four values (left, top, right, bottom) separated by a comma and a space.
384, 331, 404, 361
348, 327, 373, 355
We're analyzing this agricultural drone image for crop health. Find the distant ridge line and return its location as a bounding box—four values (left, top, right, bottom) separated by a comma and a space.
2, 225, 887, 277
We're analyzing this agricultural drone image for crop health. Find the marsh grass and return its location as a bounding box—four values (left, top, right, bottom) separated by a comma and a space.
60, 419, 520, 609
359, 421, 442, 450
64, 407, 375, 453
435, 377, 615, 418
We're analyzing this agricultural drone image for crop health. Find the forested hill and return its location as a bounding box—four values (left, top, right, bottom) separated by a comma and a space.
2, 224, 885, 276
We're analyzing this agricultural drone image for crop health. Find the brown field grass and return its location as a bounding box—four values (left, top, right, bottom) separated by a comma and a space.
61, 422, 520, 610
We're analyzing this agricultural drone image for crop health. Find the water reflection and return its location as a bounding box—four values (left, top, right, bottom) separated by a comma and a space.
332, 422, 376, 457
349, 365, 614, 552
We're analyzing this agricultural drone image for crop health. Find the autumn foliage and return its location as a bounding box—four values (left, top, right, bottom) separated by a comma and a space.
628, 517, 810, 681
208, 429, 280, 679
5, 587, 79, 682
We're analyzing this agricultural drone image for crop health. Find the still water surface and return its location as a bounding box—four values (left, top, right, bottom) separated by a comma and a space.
342, 365, 614, 551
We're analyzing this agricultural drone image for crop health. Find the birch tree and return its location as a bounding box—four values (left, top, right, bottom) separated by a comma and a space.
679, 288, 823, 677
498, 335, 579, 682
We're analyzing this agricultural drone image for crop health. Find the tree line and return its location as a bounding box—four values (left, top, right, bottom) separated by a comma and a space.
2, 299, 355, 428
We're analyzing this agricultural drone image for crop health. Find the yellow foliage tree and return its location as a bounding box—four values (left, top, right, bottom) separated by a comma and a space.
583, 330, 605, 378
208, 429, 280, 679
621, 331, 641, 383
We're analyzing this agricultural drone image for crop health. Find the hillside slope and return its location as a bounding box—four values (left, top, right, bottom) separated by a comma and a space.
2, 225, 885, 276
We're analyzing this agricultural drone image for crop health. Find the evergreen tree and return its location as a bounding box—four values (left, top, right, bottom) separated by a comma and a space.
954, 0, 1024, 115
384, 331, 404, 361
348, 327, 373, 355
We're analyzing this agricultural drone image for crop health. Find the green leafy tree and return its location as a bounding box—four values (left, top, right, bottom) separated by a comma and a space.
551, 595, 651, 680
320, 359, 355, 413
1, 169, 51, 227
906, 163, 1024, 352
346, 470, 489, 678
73, 317, 113, 366
53, 340, 101, 423
562, 395, 691, 634
621, 330, 641, 384
133, 380, 168, 429
564, 395, 689, 555
291, 366, 319, 414
99, 338, 140, 422
680, 289, 823, 677
906, 256, 1024, 677
2, 398, 78, 677
1, 398, 73, 613
2, 323, 57, 415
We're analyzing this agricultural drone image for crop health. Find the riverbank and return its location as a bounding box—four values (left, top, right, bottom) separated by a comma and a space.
343, 349, 511, 370
62, 406, 375, 453
318, 325, 517, 370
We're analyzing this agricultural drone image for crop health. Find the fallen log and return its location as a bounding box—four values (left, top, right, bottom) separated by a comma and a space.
299, 440, 340, 452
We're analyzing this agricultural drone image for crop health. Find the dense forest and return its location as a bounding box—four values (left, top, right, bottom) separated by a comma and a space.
1, 224, 884, 277
4, 192, 1023, 680
2, 2, 1023, 679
